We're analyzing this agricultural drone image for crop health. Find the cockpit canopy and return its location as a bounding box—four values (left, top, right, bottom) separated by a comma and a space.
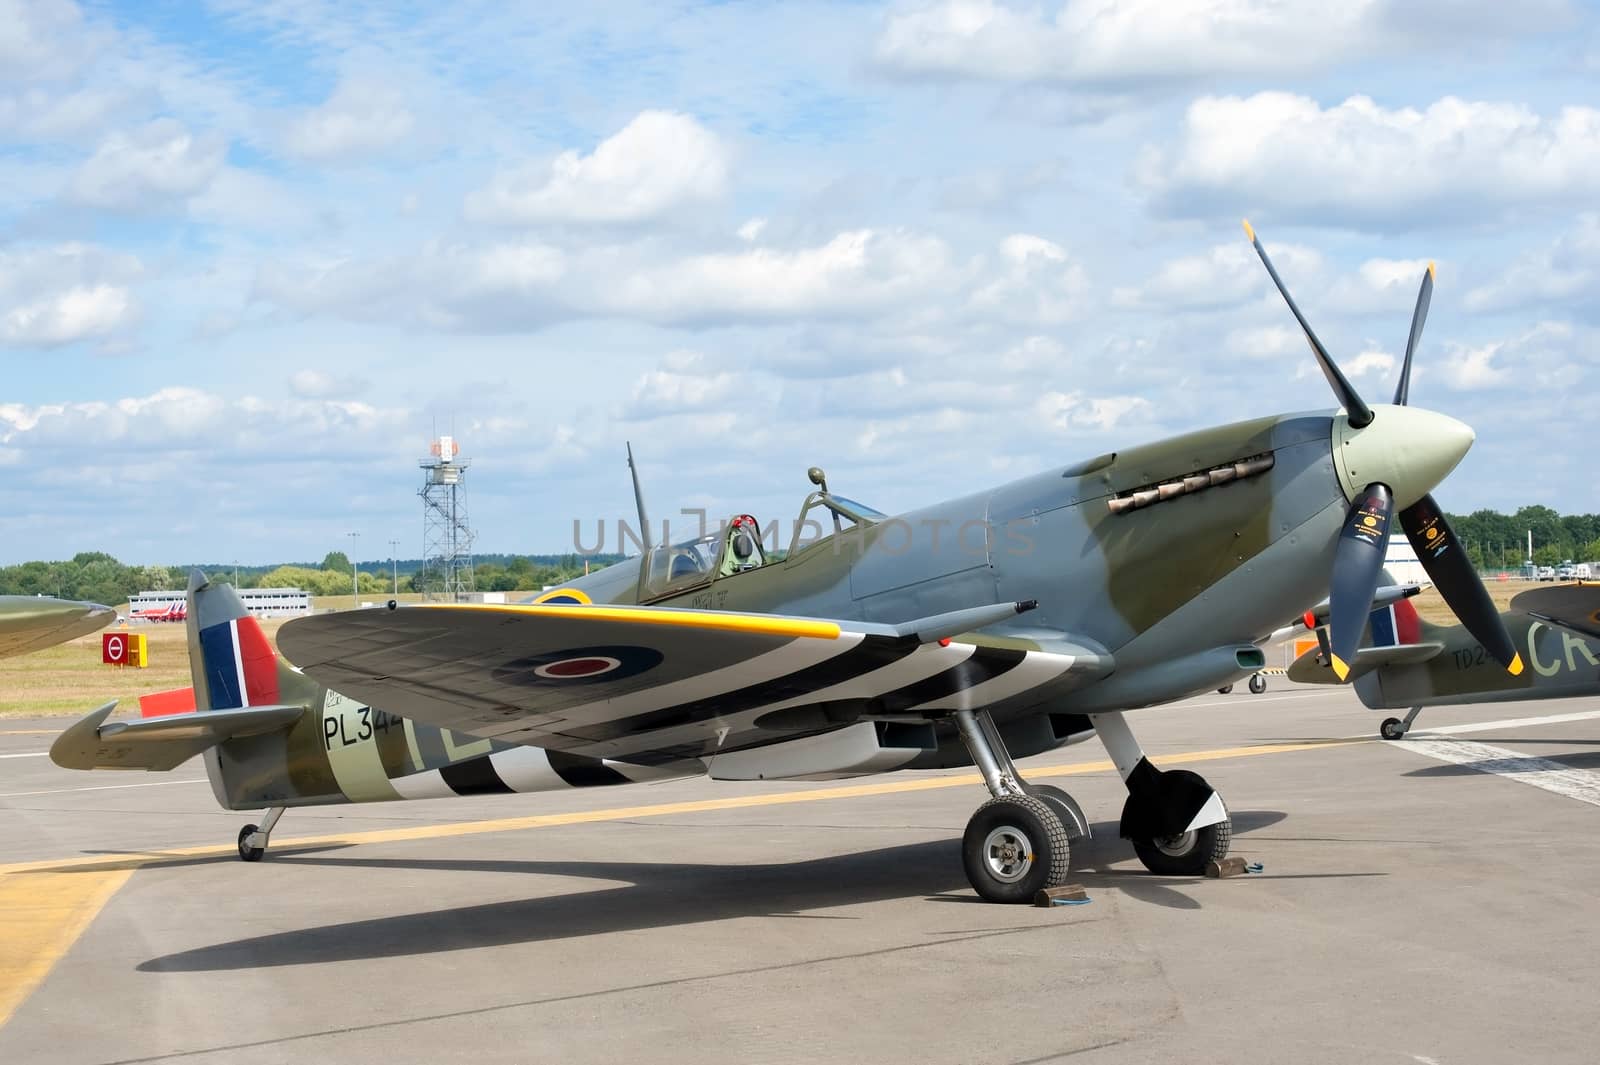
633, 479, 885, 603
637, 514, 769, 602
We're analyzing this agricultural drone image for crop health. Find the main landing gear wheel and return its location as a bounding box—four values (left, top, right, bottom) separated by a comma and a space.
962, 795, 1070, 904
1380, 717, 1408, 741
1216, 683, 1234, 695
1248, 673, 1267, 695
1132, 817, 1232, 877
1030, 783, 1089, 839
237, 824, 266, 862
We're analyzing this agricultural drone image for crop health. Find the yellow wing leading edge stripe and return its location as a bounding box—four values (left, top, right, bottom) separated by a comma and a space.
424, 602, 843, 640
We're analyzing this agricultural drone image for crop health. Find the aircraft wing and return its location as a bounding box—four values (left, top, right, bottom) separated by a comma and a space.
277, 603, 1112, 760
1509, 584, 1600, 640
0, 595, 116, 659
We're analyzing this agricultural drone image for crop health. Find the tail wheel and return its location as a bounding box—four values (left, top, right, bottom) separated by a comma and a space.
237, 824, 265, 862
1132, 817, 1231, 876
961, 795, 1070, 903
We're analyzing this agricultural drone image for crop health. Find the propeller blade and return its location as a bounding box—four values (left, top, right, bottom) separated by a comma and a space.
1328, 482, 1394, 681
1393, 261, 1435, 406
1242, 219, 1374, 428
1399, 493, 1524, 675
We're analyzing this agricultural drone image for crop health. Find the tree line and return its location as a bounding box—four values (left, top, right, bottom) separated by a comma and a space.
0, 552, 620, 605
1449, 506, 1600, 570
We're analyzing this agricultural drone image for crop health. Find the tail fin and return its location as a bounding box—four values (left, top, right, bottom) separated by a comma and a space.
185, 569, 316, 711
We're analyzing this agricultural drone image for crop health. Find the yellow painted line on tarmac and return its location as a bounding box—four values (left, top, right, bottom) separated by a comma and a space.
0, 868, 133, 1029
0, 729, 59, 735
0, 736, 1361, 877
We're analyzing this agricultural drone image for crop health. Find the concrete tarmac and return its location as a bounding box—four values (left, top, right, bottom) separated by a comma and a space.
2, 685, 1598, 1064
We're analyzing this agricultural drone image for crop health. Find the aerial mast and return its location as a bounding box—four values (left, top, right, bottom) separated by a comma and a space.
419, 434, 475, 602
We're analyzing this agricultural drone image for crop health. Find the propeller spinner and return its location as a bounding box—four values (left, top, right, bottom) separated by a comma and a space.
1243, 220, 1524, 682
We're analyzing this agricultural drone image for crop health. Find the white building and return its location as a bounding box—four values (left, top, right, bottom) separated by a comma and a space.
128, 587, 311, 618
1383, 535, 1429, 586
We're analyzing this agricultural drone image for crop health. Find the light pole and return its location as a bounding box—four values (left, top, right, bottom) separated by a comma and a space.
347, 531, 360, 607
388, 539, 401, 595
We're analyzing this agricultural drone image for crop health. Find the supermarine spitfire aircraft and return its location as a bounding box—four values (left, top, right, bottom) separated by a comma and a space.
0, 595, 114, 658
1290, 582, 1600, 739
50, 223, 1525, 903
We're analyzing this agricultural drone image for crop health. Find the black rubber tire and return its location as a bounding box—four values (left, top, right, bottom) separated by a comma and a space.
1248, 673, 1267, 695
1029, 784, 1088, 840
1216, 684, 1234, 695
237, 824, 265, 863
962, 795, 1070, 904
1380, 717, 1407, 741
1132, 817, 1231, 876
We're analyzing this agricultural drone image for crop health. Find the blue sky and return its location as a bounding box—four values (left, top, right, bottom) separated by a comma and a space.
2, 0, 1598, 566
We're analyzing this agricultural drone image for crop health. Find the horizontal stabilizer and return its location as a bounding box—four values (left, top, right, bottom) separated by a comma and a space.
50, 701, 305, 771
1287, 642, 1443, 684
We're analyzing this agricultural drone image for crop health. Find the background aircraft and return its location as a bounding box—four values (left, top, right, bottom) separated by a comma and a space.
1289, 583, 1600, 738
0, 595, 114, 659
129, 602, 186, 623
50, 224, 1524, 903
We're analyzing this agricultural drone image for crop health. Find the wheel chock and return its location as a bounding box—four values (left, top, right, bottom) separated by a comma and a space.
1205, 856, 1250, 878
1033, 884, 1091, 907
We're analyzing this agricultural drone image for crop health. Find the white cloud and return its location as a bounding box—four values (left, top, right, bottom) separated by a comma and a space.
288, 369, 369, 398
0, 85, 128, 141
873, 1, 1569, 85
282, 75, 416, 163
600, 229, 956, 322
0, 243, 141, 348
1113, 240, 1321, 310
1226, 324, 1302, 360
0, 0, 92, 84
618, 351, 749, 421
968, 234, 1087, 323
1465, 213, 1600, 315
68, 118, 226, 211
1036, 390, 1151, 431
1434, 323, 1583, 393
3, 285, 130, 346
1346, 348, 1396, 379
0, 387, 408, 452
1141, 93, 1600, 227
465, 111, 729, 225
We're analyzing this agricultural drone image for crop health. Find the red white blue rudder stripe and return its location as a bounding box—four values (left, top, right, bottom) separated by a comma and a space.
198, 616, 281, 709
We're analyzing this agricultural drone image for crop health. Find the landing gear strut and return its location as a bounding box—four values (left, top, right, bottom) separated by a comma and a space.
1380, 706, 1423, 741
1094, 711, 1232, 876
952, 709, 1084, 903
237, 806, 284, 862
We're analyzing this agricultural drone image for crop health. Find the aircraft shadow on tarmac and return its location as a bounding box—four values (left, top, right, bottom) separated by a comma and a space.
135, 810, 1379, 972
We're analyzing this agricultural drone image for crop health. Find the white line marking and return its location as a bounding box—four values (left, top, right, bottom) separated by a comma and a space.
0, 752, 47, 759
0, 778, 209, 798
1394, 737, 1600, 808
1409, 708, 1600, 737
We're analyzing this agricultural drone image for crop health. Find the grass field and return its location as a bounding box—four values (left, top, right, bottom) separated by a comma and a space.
0, 580, 1556, 719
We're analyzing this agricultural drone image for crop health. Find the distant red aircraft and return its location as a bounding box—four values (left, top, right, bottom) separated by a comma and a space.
129, 602, 186, 623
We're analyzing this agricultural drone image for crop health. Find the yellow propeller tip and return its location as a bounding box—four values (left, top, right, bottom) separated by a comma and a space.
1330, 654, 1350, 682
1508, 653, 1524, 677
1241, 218, 1256, 241
1427, 260, 1437, 281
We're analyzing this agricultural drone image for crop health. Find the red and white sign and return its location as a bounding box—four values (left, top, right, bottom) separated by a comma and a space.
102, 632, 128, 665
